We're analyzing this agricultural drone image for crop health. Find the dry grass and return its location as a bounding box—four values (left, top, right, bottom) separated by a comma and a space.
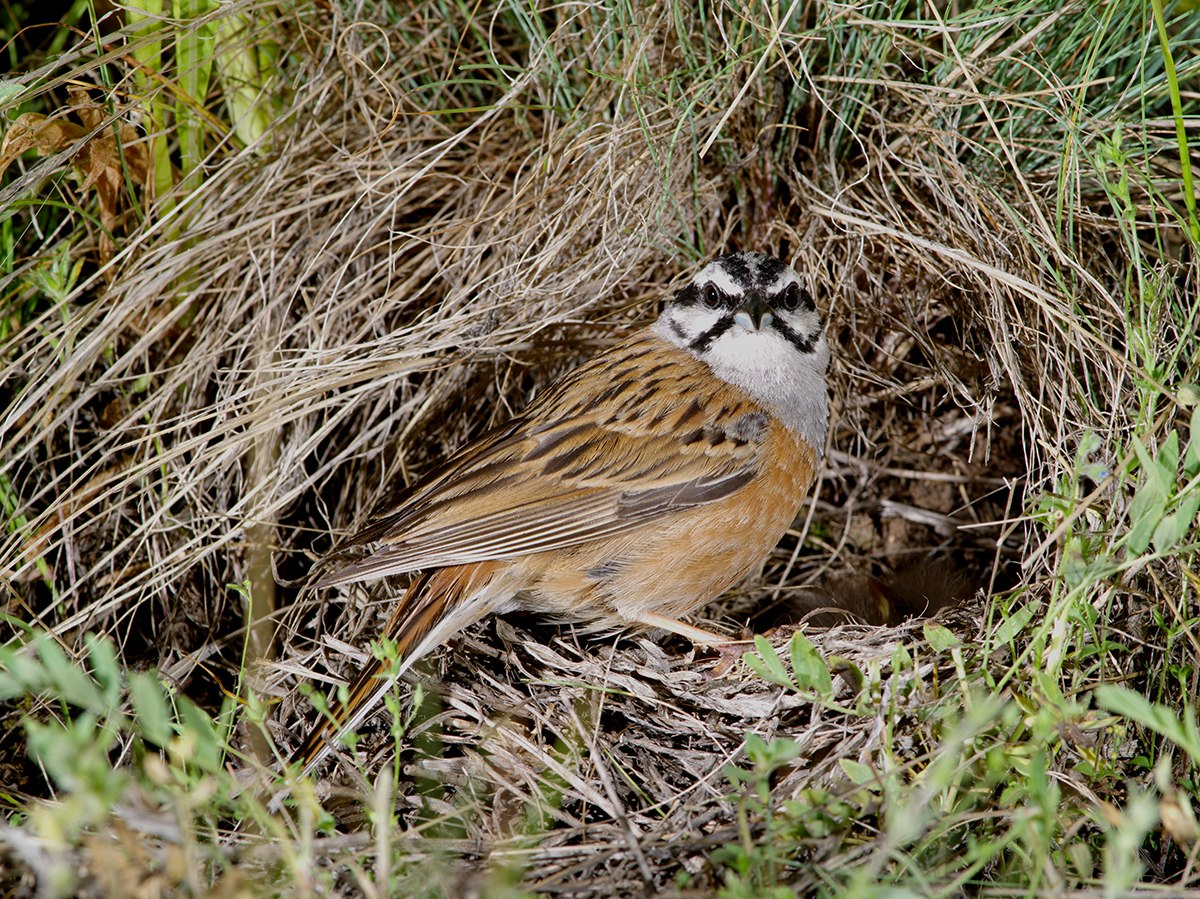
1, 0, 1198, 895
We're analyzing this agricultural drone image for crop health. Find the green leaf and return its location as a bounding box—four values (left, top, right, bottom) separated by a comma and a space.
1074, 431, 1102, 463
85, 634, 122, 713
1160, 430, 1181, 480
840, 758, 878, 787
176, 695, 224, 773
129, 672, 173, 748
1132, 436, 1173, 493
0, 80, 25, 107
1127, 458, 1170, 555
214, 11, 276, 150
213, 692, 241, 746
743, 733, 803, 770
923, 622, 960, 652
1063, 536, 1089, 588
828, 655, 864, 692
745, 635, 794, 689
1151, 491, 1200, 553
993, 603, 1036, 645
175, 0, 217, 185
1185, 407, 1200, 479
790, 631, 832, 697
37, 638, 103, 712
126, 0, 165, 73
0, 642, 49, 699
1095, 685, 1200, 767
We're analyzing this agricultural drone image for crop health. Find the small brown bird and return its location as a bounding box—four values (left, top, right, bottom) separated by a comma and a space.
290, 251, 830, 779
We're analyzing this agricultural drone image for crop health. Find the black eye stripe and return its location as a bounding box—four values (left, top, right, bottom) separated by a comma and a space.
676, 282, 733, 308
769, 317, 817, 353
689, 314, 734, 352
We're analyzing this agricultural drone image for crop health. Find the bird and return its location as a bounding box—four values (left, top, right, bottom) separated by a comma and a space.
288, 251, 830, 782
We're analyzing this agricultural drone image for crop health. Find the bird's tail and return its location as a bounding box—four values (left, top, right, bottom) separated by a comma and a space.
287, 560, 504, 784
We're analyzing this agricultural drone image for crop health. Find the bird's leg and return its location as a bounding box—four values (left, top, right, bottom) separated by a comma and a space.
634, 612, 756, 675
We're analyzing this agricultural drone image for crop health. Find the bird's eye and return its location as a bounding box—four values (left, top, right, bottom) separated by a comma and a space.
779, 283, 801, 312
702, 285, 722, 309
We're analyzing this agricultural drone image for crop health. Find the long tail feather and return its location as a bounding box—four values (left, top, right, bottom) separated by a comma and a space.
284, 561, 505, 788
289, 571, 435, 778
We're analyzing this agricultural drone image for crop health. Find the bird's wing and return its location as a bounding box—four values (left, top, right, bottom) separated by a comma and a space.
318, 334, 775, 586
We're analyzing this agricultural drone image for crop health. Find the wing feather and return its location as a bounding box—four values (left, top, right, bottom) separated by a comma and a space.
321, 334, 774, 585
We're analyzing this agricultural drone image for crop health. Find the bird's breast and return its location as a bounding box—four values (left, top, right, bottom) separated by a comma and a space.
527, 416, 818, 625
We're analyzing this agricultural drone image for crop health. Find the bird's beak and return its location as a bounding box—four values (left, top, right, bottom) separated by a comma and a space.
732, 297, 773, 331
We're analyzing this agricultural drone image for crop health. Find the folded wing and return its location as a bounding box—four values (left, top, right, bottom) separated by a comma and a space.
318, 336, 770, 586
